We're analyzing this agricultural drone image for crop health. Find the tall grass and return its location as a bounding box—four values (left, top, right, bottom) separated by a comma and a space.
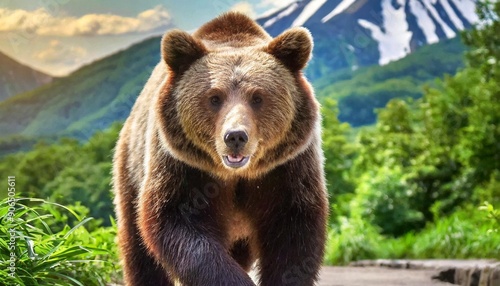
0, 198, 121, 285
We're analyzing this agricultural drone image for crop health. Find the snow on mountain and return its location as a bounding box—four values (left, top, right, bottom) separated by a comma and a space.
409, 0, 439, 44
292, 0, 328, 27
263, 3, 300, 28
358, 0, 413, 65
322, 0, 357, 22
257, 0, 477, 78
452, 0, 478, 23
421, 0, 456, 38
441, 0, 465, 30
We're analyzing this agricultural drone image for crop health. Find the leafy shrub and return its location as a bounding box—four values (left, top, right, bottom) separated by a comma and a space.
480, 202, 500, 234
406, 207, 500, 258
350, 167, 424, 236
0, 198, 120, 285
324, 206, 500, 265
324, 216, 382, 265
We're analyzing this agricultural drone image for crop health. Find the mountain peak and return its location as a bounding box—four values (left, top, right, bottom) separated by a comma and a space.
258, 0, 477, 77
0, 51, 52, 102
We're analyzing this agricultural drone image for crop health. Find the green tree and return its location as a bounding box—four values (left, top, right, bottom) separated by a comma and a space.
347, 0, 500, 237
0, 123, 121, 223
321, 99, 355, 222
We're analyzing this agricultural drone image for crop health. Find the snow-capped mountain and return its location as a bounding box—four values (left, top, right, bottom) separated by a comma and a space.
257, 0, 477, 78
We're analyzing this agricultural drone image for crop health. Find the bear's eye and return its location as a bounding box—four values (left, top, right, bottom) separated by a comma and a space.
251, 95, 263, 106
210, 95, 222, 106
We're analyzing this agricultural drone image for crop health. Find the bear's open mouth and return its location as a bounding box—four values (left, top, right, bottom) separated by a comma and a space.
223, 155, 250, 168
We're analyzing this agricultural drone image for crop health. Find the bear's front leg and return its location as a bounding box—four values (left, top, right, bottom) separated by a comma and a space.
256, 206, 327, 286
254, 149, 328, 286
137, 166, 255, 286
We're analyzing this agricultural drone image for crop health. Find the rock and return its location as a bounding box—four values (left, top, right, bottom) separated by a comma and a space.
351, 260, 500, 286
490, 266, 500, 286
455, 268, 471, 285
432, 268, 455, 284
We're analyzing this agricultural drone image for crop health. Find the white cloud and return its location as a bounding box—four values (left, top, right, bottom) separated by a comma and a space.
0, 6, 172, 36
35, 40, 87, 65
230, 2, 257, 18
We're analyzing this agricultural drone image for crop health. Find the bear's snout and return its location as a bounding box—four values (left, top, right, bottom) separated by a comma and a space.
222, 129, 251, 169
224, 129, 248, 151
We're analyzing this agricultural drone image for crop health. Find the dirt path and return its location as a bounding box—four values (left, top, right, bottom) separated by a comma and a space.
318, 266, 453, 286
111, 260, 499, 285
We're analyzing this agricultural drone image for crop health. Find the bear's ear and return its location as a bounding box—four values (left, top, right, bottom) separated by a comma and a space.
161, 30, 207, 74
267, 27, 313, 72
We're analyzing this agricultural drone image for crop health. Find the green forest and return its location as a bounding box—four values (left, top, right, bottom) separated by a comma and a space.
1, 1, 499, 285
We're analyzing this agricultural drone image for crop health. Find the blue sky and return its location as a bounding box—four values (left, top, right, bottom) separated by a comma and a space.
0, 0, 293, 76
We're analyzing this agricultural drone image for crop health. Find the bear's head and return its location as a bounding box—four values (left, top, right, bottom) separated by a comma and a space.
156, 12, 320, 179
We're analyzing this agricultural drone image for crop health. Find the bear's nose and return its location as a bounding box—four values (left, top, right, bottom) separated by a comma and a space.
224, 130, 248, 151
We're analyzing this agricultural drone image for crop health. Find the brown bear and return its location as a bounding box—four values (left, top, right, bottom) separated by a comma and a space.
112, 12, 328, 286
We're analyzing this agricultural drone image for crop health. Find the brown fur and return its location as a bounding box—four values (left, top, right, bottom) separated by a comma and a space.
113, 12, 328, 286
